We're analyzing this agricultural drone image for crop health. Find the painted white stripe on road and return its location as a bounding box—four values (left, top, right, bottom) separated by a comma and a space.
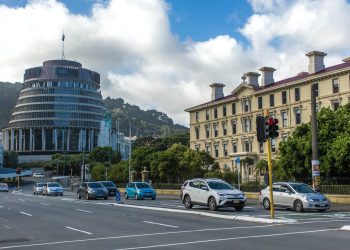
65, 226, 92, 235
113, 228, 338, 250
143, 221, 178, 228
19, 212, 32, 217
2, 224, 11, 229
75, 209, 93, 213
40, 203, 50, 206
341, 225, 350, 231
160, 203, 184, 208
0, 224, 277, 249
18, 199, 25, 201
0, 205, 3, 208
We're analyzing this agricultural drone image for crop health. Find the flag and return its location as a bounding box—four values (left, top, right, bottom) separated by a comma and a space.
62, 33, 65, 41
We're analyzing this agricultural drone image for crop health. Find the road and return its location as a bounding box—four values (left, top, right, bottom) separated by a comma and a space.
0, 183, 350, 249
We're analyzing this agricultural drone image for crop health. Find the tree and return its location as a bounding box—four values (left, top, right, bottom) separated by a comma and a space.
91, 163, 106, 181
108, 161, 129, 184
88, 147, 121, 165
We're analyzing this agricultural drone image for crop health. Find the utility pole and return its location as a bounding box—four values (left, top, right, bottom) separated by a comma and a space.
311, 84, 320, 191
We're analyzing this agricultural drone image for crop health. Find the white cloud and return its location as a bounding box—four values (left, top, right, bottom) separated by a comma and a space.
1, 0, 350, 126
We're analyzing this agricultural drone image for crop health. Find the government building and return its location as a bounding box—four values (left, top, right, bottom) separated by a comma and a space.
185, 51, 350, 182
1, 59, 129, 162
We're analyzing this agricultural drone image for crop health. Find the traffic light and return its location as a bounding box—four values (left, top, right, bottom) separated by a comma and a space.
16, 167, 21, 175
269, 118, 280, 139
256, 116, 266, 142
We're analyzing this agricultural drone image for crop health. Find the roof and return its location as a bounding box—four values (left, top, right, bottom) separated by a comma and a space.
185, 60, 350, 112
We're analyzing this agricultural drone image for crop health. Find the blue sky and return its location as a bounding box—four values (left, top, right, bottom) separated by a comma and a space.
1, 0, 350, 125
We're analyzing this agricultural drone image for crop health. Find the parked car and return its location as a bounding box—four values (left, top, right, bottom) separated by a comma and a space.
0, 183, 9, 192
259, 182, 330, 212
99, 181, 118, 196
42, 182, 64, 196
33, 172, 45, 178
77, 182, 108, 200
33, 182, 46, 195
125, 182, 156, 200
182, 178, 246, 211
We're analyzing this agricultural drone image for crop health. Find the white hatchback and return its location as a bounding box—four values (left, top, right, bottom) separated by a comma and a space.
0, 183, 9, 192
182, 178, 246, 211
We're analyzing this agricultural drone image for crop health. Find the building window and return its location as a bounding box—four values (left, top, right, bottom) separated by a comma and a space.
214, 107, 218, 119
243, 118, 251, 132
269, 94, 274, 107
259, 142, 264, 153
222, 122, 227, 136
295, 88, 300, 102
195, 144, 200, 151
205, 110, 209, 120
271, 138, 276, 153
295, 108, 301, 124
223, 105, 227, 117
332, 78, 339, 93
214, 144, 219, 157
223, 143, 228, 156
232, 142, 237, 153
332, 100, 340, 110
195, 112, 199, 122
195, 127, 200, 140
258, 96, 263, 109
205, 144, 210, 154
231, 120, 237, 134
282, 91, 287, 104
282, 134, 288, 142
213, 124, 218, 137
281, 110, 288, 127
244, 140, 250, 152
232, 103, 236, 115
205, 125, 210, 138
243, 99, 250, 112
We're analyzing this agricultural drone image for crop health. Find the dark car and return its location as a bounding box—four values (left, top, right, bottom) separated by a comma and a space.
99, 181, 118, 196
77, 182, 108, 200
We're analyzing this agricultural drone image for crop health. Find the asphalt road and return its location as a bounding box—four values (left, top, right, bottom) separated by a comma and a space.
1, 181, 350, 249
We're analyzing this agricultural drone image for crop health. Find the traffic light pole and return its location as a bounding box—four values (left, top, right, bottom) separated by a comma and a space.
266, 138, 275, 219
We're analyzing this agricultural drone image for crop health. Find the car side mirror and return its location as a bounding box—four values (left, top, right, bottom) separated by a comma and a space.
201, 186, 209, 191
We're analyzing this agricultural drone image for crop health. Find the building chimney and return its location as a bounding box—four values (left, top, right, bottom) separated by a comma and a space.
244, 72, 260, 86
210, 83, 225, 101
259, 67, 275, 86
305, 51, 327, 74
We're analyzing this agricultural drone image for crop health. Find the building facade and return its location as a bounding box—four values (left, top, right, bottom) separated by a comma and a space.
185, 51, 350, 181
1, 59, 106, 162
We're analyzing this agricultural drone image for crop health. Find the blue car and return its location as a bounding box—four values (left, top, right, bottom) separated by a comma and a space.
125, 182, 156, 200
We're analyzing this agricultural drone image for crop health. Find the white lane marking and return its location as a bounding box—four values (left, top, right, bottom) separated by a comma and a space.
143, 221, 178, 228
0, 224, 277, 249
112, 203, 296, 224
65, 226, 92, 235
40, 203, 50, 206
2, 224, 11, 229
341, 225, 350, 231
19, 212, 32, 217
113, 228, 338, 250
160, 203, 184, 208
18, 199, 25, 201
75, 209, 93, 213
0, 205, 3, 208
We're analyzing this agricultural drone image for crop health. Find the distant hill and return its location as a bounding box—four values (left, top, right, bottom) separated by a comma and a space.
0, 82, 188, 137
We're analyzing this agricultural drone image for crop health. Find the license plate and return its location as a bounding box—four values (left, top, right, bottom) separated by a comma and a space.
233, 200, 240, 203
319, 204, 325, 207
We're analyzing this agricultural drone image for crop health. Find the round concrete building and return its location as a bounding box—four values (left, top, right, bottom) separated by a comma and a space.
1, 59, 105, 162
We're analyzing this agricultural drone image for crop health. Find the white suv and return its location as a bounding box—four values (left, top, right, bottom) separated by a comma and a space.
182, 178, 246, 211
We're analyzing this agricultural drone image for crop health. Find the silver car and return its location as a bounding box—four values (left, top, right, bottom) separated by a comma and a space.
33, 182, 46, 195
42, 182, 64, 196
259, 182, 330, 212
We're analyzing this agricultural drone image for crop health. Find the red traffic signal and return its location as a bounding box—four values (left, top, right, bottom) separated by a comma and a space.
16, 167, 21, 175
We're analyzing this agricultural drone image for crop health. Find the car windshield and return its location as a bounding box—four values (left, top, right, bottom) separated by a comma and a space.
290, 184, 316, 193
48, 183, 61, 187
101, 181, 115, 187
207, 181, 233, 190
37, 183, 45, 187
136, 183, 151, 188
88, 183, 103, 188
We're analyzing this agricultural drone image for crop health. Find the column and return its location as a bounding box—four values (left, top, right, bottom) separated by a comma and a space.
62, 129, 65, 151
19, 128, 23, 151
78, 128, 83, 151
10, 128, 14, 151
67, 128, 70, 151
41, 128, 45, 151
29, 128, 33, 151
23, 129, 26, 151
88, 129, 91, 151
5, 129, 9, 150
91, 129, 94, 150
54, 128, 58, 151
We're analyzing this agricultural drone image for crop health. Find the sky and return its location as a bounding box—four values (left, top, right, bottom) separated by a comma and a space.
1, 0, 350, 126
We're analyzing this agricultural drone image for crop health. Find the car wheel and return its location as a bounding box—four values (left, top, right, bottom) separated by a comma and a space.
125, 193, 129, 199
86, 193, 90, 200
135, 194, 139, 200
33, 191, 36, 195
319, 209, 326, 212
294, 200, 304, 212
152, 197, 156, 200
60, 193, 63, 196
183, 195, 193, 209
263, 198, 270, 210
208, 197, 217, 211
104, 197, 108, 200
234, 206, 244, 212
77, 193, 81, 199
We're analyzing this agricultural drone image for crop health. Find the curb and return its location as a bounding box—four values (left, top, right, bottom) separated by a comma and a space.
111, 203, 297, 224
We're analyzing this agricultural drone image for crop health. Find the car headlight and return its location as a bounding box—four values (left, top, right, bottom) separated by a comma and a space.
88, 188, 95, 193
218, 193, 225, 196
305, 197, 314, 202
104, 188, 108, 193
